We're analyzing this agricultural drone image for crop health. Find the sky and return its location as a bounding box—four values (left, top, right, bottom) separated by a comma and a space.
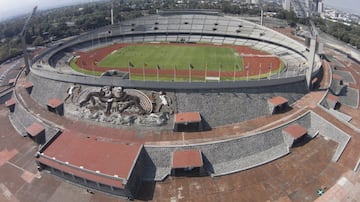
0, 0, 360, 22
323, 0, 360, 15
0, 0, 99, 21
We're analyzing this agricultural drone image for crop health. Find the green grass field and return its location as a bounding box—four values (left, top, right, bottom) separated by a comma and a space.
98, 45, 243, 71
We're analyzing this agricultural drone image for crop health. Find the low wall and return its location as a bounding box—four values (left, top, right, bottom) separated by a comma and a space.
143, 112, 313, 180
310, 112, 351, 162
9, 93, 59, 141
0, 88, 13, 104
142, 110, 352, 180
30, 67, 306, 90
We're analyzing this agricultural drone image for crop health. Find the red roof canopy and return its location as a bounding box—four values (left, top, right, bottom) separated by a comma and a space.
172, 150, 203, 169
26, 122, 45, 137
5, 98, 16, 107
283, 123, 307, 139
37, 129, 143, 188
22, 81, 33, 89
47, 98, 63, 108
268, 96, 289, 106
175, 112, 201, 124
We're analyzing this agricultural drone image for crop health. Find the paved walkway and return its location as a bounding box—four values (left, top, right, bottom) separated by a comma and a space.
315, 171, 360, 202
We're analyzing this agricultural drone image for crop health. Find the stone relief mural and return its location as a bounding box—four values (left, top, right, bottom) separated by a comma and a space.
65, 85, 175, 127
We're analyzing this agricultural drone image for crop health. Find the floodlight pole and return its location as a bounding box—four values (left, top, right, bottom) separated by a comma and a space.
21, 6, 37, 75
306, 20, 318, 89
258, 63, 262, 80
268, 63, 272, 79
218, 64, 221, 83
128, 61, 131, 80
157, 67, 159, 82
173, 64, 176, 82
189, 65, 191, 83
247, 69, 249, 81
246, 63, 249, 81
142, 65, 145, 81
233, 63, 236, 82
110, 0, 114, 25
205, 64, 208, 82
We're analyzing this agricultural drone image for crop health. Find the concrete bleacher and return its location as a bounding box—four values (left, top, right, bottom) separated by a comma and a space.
210, 143, 289, 176
320, 84, 357, 124
176, 81, 308, 128
9, 97, 37, 136
326, 71, 359, 109
9, 93, 59, 142
327, 109, 353, 122
28, 73, 69, 106
338, 87, 359, 108
333, 70, 355, 84
141, 110, 351, 180
143, 128, 290, 179
31, 12, 321, 92
204, 128, 289, 176
142, 112, 314, 180
310, 112, 351, 162
39, 13, 318, 76
142, 147, 173, 181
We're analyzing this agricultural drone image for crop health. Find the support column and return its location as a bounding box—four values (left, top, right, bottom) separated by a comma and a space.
306, 35, 317, 89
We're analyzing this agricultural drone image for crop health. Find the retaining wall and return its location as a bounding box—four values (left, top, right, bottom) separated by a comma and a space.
143, 112, 313, 180
30, 67, 306, 90
9, 92, 59, 141
310, 112, 351, 162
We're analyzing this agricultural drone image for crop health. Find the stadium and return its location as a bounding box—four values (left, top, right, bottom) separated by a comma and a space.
3, 9, 360, 201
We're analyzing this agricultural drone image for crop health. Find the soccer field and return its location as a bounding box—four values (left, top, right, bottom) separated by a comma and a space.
97, 44, 243, 71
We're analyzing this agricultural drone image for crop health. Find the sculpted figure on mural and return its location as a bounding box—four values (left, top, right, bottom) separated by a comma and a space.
107, 87, 146, 115
79, 86, 146, 115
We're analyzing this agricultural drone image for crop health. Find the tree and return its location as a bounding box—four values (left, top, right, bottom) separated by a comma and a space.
32, 36, 44, 46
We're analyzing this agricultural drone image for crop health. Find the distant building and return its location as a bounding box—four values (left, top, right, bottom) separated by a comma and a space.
318, 2, 324, 13
283, 0, 291, 11
245, 0, 259, 4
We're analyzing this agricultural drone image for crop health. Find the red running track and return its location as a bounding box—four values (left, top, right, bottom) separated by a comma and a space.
75, 43, 282, 79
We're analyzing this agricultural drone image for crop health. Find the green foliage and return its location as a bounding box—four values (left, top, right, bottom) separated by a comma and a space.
275, 10, 298, 26
32, 36, 44, 46
314, 17, 360, 48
